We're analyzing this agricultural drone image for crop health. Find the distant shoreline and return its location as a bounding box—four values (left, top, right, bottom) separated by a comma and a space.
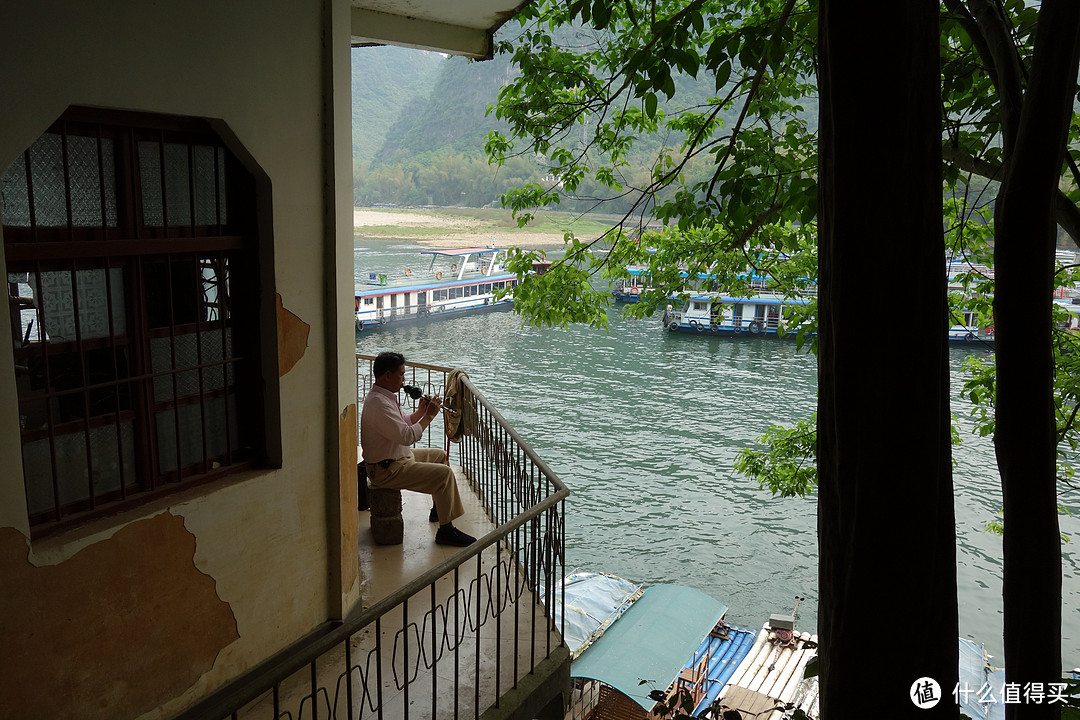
353, 207, 566, 249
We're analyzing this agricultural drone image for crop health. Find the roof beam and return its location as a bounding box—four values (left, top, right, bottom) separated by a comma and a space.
350, 8, 492, 59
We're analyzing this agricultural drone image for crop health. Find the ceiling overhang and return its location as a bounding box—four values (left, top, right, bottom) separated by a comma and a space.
350, 1, 531, 60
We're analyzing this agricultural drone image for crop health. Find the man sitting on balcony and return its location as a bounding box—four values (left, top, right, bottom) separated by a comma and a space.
360, 351, 477, 547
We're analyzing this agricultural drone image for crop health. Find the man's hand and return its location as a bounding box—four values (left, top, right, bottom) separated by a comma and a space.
420, 394, 443, 418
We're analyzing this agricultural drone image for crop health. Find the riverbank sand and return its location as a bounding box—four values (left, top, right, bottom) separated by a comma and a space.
353, 208, 564, 248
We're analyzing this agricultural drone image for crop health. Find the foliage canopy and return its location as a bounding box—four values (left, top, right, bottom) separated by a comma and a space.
487, 0, 1080, 504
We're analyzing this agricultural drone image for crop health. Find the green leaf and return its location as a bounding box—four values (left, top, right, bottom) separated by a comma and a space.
715, 60, 732, 90
592, 0, 610, 29
644, 92, 658, 119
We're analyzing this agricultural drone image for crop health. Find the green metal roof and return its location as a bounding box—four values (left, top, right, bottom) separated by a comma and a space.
570, 584, 727, 712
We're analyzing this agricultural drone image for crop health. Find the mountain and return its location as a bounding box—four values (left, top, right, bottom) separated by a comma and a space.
351, 46, 444, 170
369, 53, 516, 167
350, 38, 817, 210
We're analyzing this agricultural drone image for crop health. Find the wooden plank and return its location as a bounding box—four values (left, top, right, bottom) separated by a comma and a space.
719, 686, 782, 717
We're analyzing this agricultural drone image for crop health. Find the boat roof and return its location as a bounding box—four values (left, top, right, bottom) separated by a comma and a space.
687, 293, 811, 306
355, 272, 515, 298
571, 585, 727, 713
1054, 298, 1080, 315
420, 247, 503, 257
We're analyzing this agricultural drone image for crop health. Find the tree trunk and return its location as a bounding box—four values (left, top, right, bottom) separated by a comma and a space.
993, 3, 1080, 718
817, 2, 958, 716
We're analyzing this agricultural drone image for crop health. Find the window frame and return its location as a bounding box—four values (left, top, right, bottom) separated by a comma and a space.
3, 107, 278, 535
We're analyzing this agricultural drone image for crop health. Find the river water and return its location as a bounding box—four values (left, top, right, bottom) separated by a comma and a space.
354, 237, 1080, 664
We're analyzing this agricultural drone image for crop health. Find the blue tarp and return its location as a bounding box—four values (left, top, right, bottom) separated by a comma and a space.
571, 585, 728, 712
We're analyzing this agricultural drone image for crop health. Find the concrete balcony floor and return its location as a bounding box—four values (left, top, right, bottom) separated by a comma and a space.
237, 466, 564, 720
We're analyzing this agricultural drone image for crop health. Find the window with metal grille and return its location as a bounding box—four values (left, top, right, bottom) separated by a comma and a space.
2, 108, 269, 532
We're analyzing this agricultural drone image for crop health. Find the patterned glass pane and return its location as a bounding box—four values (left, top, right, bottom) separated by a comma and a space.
67, 135, 117, 228
193, 145, 218, 225
88, 420, 135, 495
150, 336, 176, 400
29, 268, 125, 342
23, 435, 61, 514
156, 396, 236, 474
218, 147, 228, 225
163, 142, 191, 226
23, 421, 137, 514
24, 431, 89, 512
199, 329, 227, 391
139, 141, 163, 226
0, 154, 31, 227
28, 133, 66, 227
151, 333, 201, 398
174, 333, 201, 396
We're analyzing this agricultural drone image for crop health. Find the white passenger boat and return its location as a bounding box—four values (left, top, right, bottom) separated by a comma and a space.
664, 286, 997, 346
662, 291, 812, 338
355, 247, 519, 331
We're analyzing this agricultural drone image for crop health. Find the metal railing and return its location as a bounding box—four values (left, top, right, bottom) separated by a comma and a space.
174, 357, 568, 720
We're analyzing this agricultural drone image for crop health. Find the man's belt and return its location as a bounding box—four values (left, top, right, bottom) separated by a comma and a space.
369, 458, 396, 468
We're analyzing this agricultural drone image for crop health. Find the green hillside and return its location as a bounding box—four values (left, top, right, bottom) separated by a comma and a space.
351, 46, 443, 169
371, 54, 516, 167
350, 36, 817, 212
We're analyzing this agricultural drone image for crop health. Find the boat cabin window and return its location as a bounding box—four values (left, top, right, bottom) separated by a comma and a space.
2, 108, 273, 534
693, 301, 708, 311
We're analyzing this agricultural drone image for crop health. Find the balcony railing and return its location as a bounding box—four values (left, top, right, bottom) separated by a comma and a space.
173, 357, 569, 720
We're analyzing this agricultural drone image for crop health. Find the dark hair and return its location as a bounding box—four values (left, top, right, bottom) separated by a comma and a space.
373, 351, 405, 379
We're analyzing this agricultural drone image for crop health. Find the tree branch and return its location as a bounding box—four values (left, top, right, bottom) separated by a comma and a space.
943, 144, 1080, 246
965, 0, 1027, 157
706, 0, 800, 204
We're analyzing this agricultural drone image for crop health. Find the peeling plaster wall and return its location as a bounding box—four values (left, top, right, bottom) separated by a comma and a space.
278, 294, 312, 377
0, 0, 360, 717
0, 515, 238, 720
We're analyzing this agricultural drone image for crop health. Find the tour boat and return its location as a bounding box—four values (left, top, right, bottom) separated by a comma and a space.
663, 287, 998, 346
662, 291, 813, 338
355, 247, 519, 331
612, 265, 652, 302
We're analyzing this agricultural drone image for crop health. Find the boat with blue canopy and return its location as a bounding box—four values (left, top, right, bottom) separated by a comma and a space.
662, 291, 813, 338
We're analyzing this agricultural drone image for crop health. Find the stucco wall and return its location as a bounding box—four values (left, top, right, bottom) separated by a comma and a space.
0, 0, 358, 717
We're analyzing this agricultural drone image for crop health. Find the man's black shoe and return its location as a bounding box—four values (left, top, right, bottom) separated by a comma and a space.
429, 505, 439, 523
435, 524, 476, 547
